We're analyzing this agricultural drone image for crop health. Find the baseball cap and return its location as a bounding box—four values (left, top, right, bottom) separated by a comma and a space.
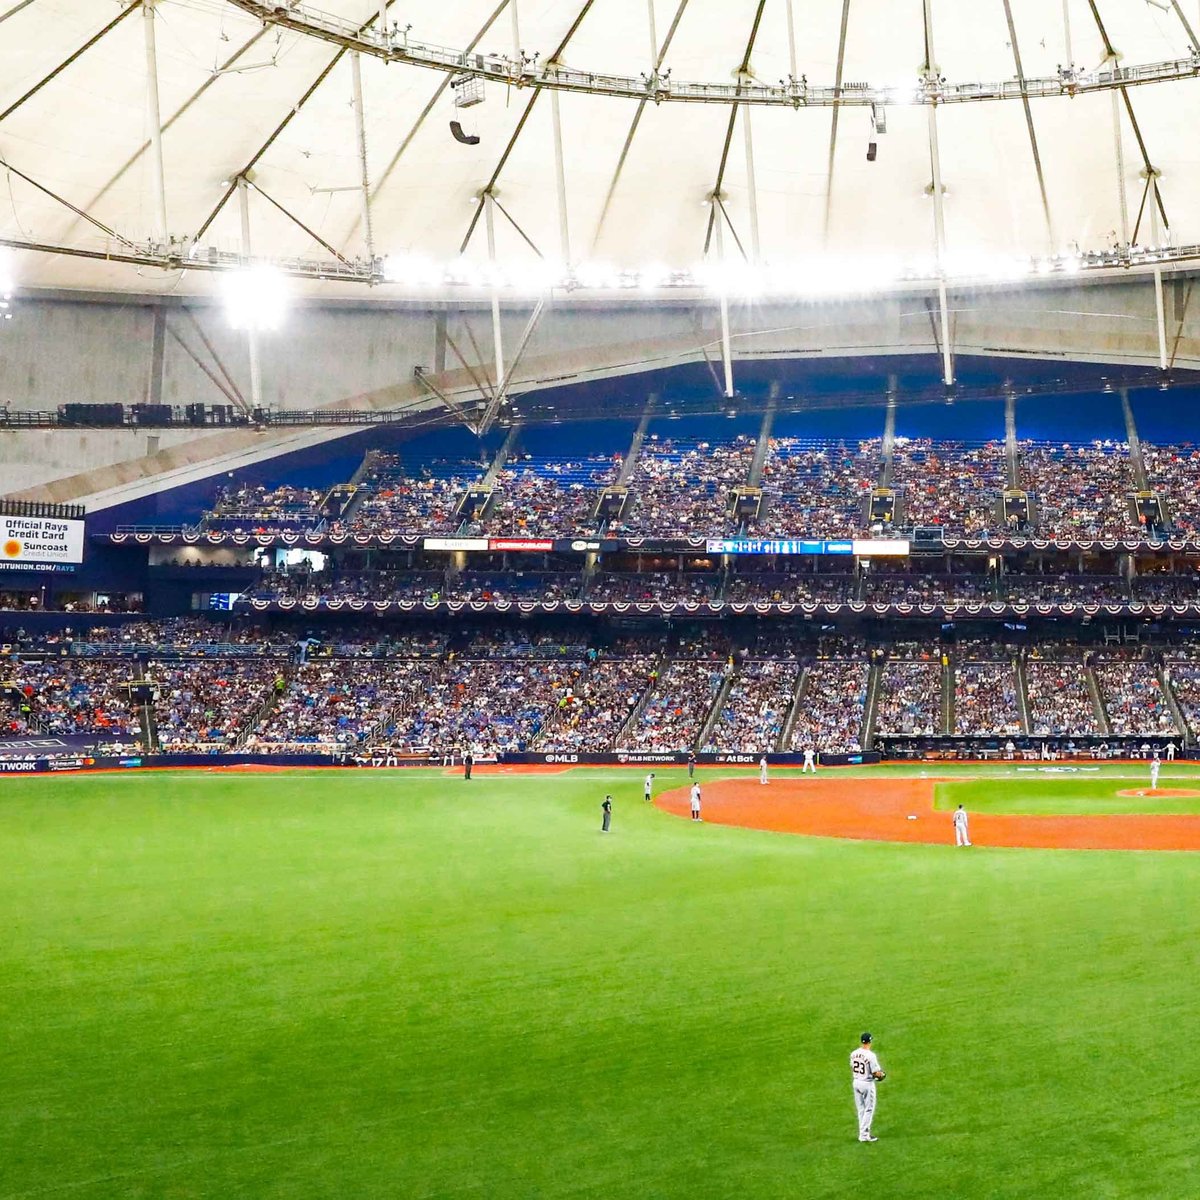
860, 1032, 872, 1044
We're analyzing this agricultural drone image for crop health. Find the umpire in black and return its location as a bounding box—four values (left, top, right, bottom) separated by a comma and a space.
463, 747, 474, 780
601, 795, 612, 833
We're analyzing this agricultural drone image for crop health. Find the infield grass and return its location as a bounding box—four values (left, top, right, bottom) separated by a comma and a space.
934, 768, 1200, 815
3, 766, 1198, 1198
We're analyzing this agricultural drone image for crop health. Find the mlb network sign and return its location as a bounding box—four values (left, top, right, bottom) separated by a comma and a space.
0, 516, 85, 567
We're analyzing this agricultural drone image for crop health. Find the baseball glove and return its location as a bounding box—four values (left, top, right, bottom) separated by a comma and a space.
873, 1071, 886, 1081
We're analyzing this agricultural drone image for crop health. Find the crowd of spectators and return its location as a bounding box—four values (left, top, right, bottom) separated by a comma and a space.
891, 439, 1005, 535
1094, 660, 1180, 736
150, 659, 284, 751
1025, 658, 1099, 736
538, 654, 659, 752
998, 574, 1129, 605
613, 436, 754, 536
787, 660, 868, 753
1019, 441, 1135, 538
1141, 443, 1200, 535
1164, 660, 1200, 738
5, 659, 139, 745
1130, 574, 1200, 603
874, 660, 943, 736
588, 572, 718, 603
861, 574, 993, 605
478, 454, 620, 536
385, 658, 573, 756
619, 658, 727, 751
206, 484, 325, 532
350, 453, 484, 536
250, 659, 434, 749
725, 573, 856, 604
701, 660, 800, 753
757, 438, 877, 536
953, 660, 1021, 736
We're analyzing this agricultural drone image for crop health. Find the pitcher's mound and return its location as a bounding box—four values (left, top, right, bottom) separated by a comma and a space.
1116, 788, 1200, 799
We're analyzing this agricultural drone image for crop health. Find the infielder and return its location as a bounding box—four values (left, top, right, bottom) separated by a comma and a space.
759, 755, 769, 785
690, 781, 702, 822
802, 747, 817, 773
1150, 753, 1161, 791
850, 1032, 885, 1142
1167, 741, 1177, 762
643, 772, 655, 802
953, 803, 971, 847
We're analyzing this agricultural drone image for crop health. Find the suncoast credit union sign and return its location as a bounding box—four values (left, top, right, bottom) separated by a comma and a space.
0, 516, 85, 566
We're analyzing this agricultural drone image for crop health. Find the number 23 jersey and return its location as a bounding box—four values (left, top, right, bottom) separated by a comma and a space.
850, 1048, 881, 1083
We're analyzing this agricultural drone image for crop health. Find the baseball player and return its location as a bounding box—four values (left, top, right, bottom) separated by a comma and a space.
759, 755, 769, 785
1167, 740, 1177, 762
953, 803, 971, 847
643, 772, 655, 802
601, 795, 612, 833
850, 1032, 885, 1142
802, 746, 817, 773
690, 781, 702, 822
1150, 752, 1161, 791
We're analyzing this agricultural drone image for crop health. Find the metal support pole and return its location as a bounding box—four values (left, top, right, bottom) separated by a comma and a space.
927, 105, 954, 386
742, 102, 760, 262
550, 89, 571, 263
713, 200, 734, 398
785, 0, 798, 81
1149, 175, 1168, 370
485, 192, 506, 388
238, 177, 263, 410
350, 51, 375, 262
647, 0, 658, 65
510, 0, 520, 58
921, 0, 951, 384
1111, 79, 1129, 245
142, 0, 168, 246
1062, 0, 1073, 66
378, 2, 389, 46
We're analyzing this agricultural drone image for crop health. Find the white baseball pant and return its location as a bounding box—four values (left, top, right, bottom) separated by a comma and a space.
853, 1082, 876, 1140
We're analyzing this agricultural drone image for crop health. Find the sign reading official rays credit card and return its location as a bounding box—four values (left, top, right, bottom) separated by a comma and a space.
0, 516, 85, 567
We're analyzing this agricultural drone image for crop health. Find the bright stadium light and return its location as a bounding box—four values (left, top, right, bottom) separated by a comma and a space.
221, 265, 288, 331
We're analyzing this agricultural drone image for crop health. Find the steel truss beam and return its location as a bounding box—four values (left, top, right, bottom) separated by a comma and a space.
459, 0, 597, 255
0, 1, 141, 126
3, 231, 1200, 293
703, 0, 767, 256
221, 0, 1200, 108
195, 3, 397, 244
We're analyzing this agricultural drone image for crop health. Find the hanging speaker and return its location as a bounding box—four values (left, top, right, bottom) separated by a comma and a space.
450, 120, 481, 146
866, 141, 878, 162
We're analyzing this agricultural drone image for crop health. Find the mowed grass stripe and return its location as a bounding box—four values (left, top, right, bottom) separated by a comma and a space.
2, 769, 1198, 1198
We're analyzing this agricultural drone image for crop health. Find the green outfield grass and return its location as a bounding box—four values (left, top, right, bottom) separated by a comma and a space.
934, 767, 1200, 815
3, 765, 1199, 1199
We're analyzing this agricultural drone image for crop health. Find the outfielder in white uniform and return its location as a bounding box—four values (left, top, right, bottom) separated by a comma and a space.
644, 772, 655, 802
1150, 754, 1161, 790
850, 1032, 885, 1142
1167, 741, 1177, 762
759, 755, 769, 784
802, 748, 817, 773
953, 804, 971, 846
690, 781, 702, 821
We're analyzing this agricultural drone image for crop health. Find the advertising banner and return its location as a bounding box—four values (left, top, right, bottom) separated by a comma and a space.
1, 516, 85, 566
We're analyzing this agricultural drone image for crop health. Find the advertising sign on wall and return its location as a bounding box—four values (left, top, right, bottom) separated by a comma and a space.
0, 516, 85, 566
